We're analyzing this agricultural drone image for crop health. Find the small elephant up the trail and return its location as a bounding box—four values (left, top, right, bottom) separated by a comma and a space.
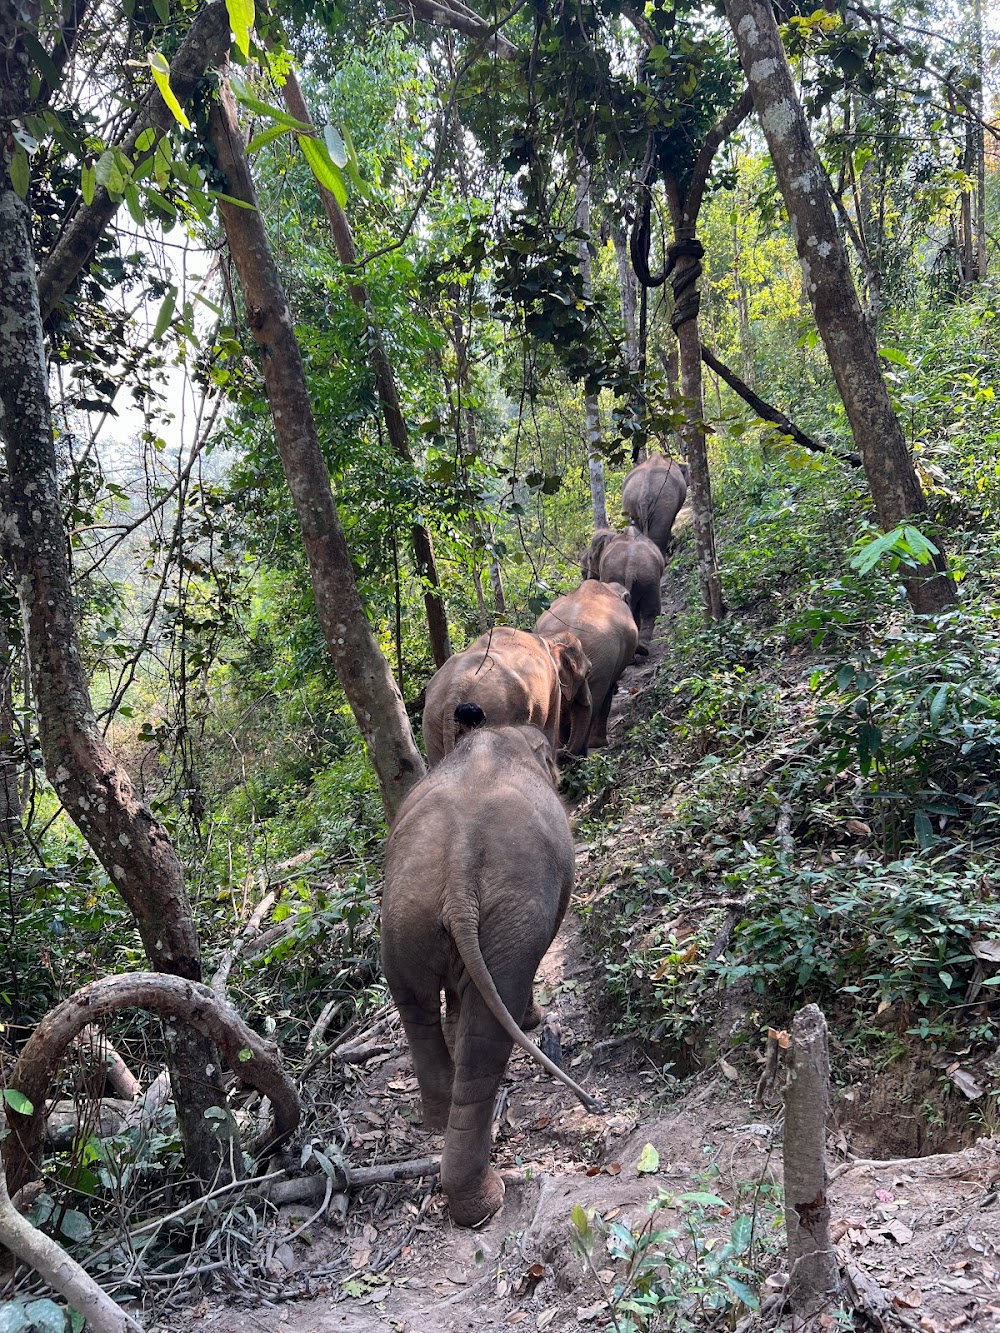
621, 452, 688, 557
422, 626, 592, 765
535, 580, 639, 748
597, 527, 665, 656
382, 724, 603, 1228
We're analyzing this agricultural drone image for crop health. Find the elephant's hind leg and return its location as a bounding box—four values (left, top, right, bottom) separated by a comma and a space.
391, 981, 455, 1132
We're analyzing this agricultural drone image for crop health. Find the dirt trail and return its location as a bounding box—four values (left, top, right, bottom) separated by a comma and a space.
199, 549, 1000, 1333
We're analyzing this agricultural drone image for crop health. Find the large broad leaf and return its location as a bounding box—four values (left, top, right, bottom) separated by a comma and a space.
635, 1142, 659, 1174
2, 1087, 34, 1115
149, 52, 191, 130
9, 145, 29, 199
297, 135, 347, 206
226, 0, 256, 57
230, 76, 310, 132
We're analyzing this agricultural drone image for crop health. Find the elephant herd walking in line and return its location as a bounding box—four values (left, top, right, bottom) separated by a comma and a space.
380, 453, 688, 1227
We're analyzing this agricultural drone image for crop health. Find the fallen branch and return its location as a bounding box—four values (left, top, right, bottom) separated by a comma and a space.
3, 973, 300, 1199
212, 888, 277, 996
121, 1068, 172, 1131
701, 345, 863, 466
74, 1026, 142, 1100
830, 1139, 1000, 1183
0, 1162, 140, 1333
265, 1155, 441, 1205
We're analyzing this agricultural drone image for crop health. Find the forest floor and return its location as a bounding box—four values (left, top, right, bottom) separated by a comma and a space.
193, 549, 1000, 1333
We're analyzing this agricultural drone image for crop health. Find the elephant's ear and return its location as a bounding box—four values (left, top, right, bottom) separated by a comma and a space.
549, 637, 590, 703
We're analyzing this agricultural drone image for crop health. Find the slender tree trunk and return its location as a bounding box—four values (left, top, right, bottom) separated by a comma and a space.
0, 14, 238, 1189
206, 75, 425, 821
724, 0, 955, 615
784, 1005, 842, 1312
974, 0, 987, 280
610, 218, 639, 373
0, 615, 22, 849
576, 169, 609, 530
278, 69, 451, 668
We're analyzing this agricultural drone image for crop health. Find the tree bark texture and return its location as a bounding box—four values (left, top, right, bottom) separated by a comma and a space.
575, 170, 609, 531
610, 219, 640, 373
37, 0, 231, 320
207, 76, 425, 821
0, 9, 237, 1190
0, 1159, 139, 1333
278, 67, 451, 668
0, 614, 23, 848
783, 1004, 842, 1312
3, 973, 301, 1202
700, 344, 861, 466
724, 0, 956, 615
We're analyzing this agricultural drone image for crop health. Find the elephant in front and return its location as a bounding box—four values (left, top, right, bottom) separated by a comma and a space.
422, 626, 592, 765
382, 724, 601, 1228
535, 581, 639, 748
621, 452, 688, 556
581, 527, 618, 580
597, 527, 665, 656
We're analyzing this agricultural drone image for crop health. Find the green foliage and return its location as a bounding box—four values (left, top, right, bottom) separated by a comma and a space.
570, 1173, 780, 1331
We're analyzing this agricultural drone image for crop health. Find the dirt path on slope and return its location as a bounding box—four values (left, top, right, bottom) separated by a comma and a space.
195, 542, 1000, 1333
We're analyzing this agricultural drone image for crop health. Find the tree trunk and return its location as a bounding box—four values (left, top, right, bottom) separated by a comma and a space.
724, 0, 956, 615
278, 68, 451, 668
0, 613, 22, 849
783, 1004, 842, 1312
973, 0, 987, 280
206, 75, 425, 821
576, 169, 609, 531
0, 14, 238, 1189
610, 218, 639, 373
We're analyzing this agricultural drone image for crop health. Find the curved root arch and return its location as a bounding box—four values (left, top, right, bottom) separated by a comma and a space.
3, 973, 300, 1200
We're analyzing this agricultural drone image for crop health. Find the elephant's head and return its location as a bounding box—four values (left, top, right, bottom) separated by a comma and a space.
581, 528, 618, 580
603, 581, 631, 606
498, 724, 560, 788
543, 631, 593, 758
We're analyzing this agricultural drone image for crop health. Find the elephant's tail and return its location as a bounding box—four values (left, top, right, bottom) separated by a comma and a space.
454, 701, 486, 745
447, 906, 604, 1115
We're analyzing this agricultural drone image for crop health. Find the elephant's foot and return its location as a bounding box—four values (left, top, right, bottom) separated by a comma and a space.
521, 1000, 543, 1031
633, 643, 650, 658
447, 1167, 505, 1228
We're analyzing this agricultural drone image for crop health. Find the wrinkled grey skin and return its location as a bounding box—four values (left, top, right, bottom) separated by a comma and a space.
597, 527, 665, 655
422, 627, 592, 765
382, 725, 591, 1228
580, 527, 619, 580
621, 452, 688, 556
535, 581, 639, 747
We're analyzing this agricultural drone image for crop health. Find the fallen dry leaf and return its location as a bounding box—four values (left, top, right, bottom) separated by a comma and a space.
971, 938, 1000, 963
719, 1058, 739, 1081
602, 1207, 621, 1221
444, 1267, 467, 1285
605, 1162, 622, 1176
895, 1289, 924, 1309
883, 1219, 914, 1245
586, 1166, 601, 1177
537, 1310, 558, 1330
576, 1304, 607, 1322
506, 1314, 529, 1324
948, 1067, 984, 1099
845, 818, 872, 837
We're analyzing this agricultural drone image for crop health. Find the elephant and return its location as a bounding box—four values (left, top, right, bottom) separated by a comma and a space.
535, 580, 639, 748
597, 526, 665, 656
381, 723, 602, 1228
422, 626, 592, 765
580, 527, 618, 580
621, 452, 688, 556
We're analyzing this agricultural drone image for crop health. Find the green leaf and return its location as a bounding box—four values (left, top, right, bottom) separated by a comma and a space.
636, 1142, 659, 1175
246, 123, 292, 153
212, 190, 257, 210
914, 809, 935, 849
0, 1302, 33, 1333
153, 287, 176, 340
80, 161, 96, 205
226, 0, 255, 57
323, 123, 347, 168
730, 1213, 753, 1253
297, 135, 347, 205
237, 1047, 252, 1062
3, 1088, 34, 1115
149, 51, 192, 130
679, 1190, 725, 1206
9, 145, 29, 199
722, 1274, 759, 1310
123, 182, 144, 224
929, 683, 950, 726
135, 126, 157, 153
23, 31, 61, 89
229, 76, 311, 131
878, 346, 912, 368
152, 0, 170, 19
94, 149, 125, 199
56, 1207, 93, 1242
